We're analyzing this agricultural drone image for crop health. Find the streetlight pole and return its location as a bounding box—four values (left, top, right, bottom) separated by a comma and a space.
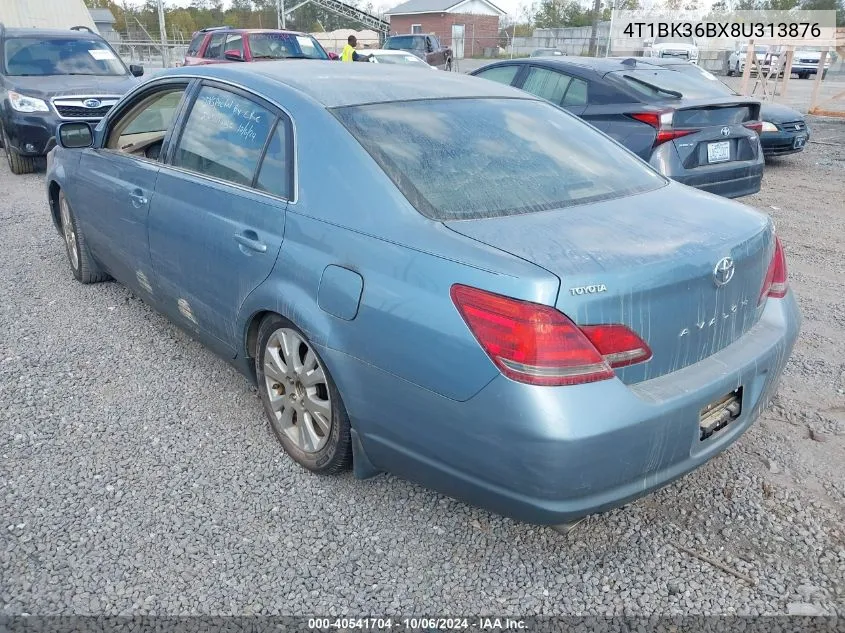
156, 0, 169, 68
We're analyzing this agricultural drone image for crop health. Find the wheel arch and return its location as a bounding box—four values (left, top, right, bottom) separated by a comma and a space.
48, 180, 63, 235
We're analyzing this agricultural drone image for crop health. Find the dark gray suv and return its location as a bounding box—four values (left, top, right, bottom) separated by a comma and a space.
471, 57, 765, 199
0, 24, 142, 174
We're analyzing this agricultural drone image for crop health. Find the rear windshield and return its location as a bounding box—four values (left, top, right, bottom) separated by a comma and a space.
333, 98, 665, 221
610, 69, 734, 100
3, 37, 127, 76
671, 65, 736, 95
248, 32, 328, 59
384, 36, 425, 51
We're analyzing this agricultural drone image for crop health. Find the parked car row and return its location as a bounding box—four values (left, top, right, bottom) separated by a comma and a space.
469, 55, 810, 198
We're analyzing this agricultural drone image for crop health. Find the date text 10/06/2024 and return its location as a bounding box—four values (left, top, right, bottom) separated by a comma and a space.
307, 618, 527, 630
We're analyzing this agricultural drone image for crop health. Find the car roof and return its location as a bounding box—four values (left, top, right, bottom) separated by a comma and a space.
160, 60, 533, 108
2, 27, 105, 40
199, 27, 310, 36
481, 56, 650, 75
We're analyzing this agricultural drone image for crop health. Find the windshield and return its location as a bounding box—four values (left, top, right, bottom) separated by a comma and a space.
384, 36, 425, 51
612, 69, 734, 99
3, 37, 127, 76
248, 32, 328, 59
373, 53, 427, 66
654, 36, 695, 45
333, 98, 665, 221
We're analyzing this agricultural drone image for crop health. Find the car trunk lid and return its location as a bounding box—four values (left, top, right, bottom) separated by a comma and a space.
444, 184, 774, 385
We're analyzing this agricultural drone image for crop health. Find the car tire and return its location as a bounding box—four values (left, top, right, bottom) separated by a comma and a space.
256, 314, 352, 475
1, 124, 35, 175
58, 190, 110, 284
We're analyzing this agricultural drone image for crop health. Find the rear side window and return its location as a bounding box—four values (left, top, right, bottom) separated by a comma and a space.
474, 65, 520, 85
522, 67, 572, 105
172, 85, 274, 187
562, 77, 588, 106
334, 98, 665, 221
255, 120, 293, 200
203, 33, 227, 59
186, 33, 205, 57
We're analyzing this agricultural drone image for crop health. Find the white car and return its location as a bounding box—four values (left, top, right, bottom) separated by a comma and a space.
728, 44, 772, 76
367, 49, 438, 70
643, 36, 699, 65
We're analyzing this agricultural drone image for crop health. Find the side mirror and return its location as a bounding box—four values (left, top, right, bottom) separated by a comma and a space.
57, 122, 93, 149
129, 64, 144, 77
224, 49, 244, 61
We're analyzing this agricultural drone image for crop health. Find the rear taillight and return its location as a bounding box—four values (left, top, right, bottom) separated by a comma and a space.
450, 284, 652, 387
744, 121, 763, 134
628, 110, 694, 146
758, 237, 789, 305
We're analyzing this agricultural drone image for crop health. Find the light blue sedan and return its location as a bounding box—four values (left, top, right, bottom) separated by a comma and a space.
46, 61, 800, 528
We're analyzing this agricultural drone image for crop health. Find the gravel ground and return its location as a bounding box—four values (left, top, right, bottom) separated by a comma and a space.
1, 121, 844, 618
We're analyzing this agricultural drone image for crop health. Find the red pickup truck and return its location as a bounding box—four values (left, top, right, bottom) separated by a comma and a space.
382, 34, 453, 70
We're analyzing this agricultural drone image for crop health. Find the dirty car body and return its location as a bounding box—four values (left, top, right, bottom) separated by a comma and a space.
46, 62, 800, 525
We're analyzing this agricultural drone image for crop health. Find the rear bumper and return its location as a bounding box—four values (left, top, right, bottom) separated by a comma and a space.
666, 160, 764, 199
327, 292, 801, 525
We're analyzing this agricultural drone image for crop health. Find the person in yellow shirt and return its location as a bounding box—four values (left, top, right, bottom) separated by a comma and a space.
341, 35, 372, 62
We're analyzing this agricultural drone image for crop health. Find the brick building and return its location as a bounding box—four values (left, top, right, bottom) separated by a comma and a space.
385, 0, 506, 59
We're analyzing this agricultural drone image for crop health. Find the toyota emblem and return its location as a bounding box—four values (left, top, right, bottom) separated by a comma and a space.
713, 257, 735, 287
83, 98, 102, 109
720, 126, 731, 137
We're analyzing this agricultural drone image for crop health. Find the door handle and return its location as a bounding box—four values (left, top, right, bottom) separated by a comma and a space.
234, 231, 268, 253
129, 189, 148, 207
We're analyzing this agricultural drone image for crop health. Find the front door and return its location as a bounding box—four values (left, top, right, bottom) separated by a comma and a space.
149, 81, 291, 356
451, 24, 465, 59
72, 81, 190, 293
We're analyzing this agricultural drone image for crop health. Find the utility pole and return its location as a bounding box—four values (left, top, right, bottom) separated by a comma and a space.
277, 0, 287, 29
604, 0, 614, 57
156, 0, 169, 68
587, 0, 601, 56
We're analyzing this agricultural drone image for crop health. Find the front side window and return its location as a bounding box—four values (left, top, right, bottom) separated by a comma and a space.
333, 98, 666, 221
474, 65, 520, 85
106, 86, 188, 160
172, 85, 274, 187
248, 33, 328, 60
225, 34, 245, 56
203, 33, 227, 59
3, 37, 127, 77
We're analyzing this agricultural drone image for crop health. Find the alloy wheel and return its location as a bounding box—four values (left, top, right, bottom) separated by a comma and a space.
263, 327, 332, 453
60, 198, 79, 270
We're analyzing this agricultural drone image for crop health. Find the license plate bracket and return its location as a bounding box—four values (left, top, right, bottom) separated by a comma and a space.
699, 387, 743, 441
707, 140, 731, 164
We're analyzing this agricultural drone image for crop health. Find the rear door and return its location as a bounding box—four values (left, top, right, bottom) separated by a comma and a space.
149, 81, 291, 355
